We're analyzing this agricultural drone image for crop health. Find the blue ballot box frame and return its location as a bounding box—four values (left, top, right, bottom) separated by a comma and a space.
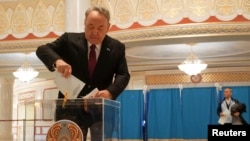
22, 98, 120, 141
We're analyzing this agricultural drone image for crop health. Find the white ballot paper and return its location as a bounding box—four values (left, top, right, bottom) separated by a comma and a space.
83, 88, 99, 99
218, 110, 230, 125
54, 71, 85, 99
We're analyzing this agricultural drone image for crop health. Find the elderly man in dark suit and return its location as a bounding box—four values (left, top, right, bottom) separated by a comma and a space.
36, 6, 130, 141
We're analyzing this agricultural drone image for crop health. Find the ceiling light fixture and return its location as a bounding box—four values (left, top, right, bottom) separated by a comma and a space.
13, 53, 39, 83
178, 45, 207, 76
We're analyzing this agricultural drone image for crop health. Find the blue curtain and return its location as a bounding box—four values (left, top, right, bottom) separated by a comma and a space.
117, 90, 144, 140
181, 87, 218, 139
147, 88, 183, 139
117, 86, 250, 140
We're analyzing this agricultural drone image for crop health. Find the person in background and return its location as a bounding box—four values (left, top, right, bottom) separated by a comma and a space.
217, 87, 239, 125
231, 102, 248, 125
36, 6, 130, 141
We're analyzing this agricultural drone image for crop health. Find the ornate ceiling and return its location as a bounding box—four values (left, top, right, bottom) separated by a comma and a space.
0, 0, 250, 79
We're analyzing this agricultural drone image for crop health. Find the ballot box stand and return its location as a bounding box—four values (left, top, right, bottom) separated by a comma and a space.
21, 98, 120, 141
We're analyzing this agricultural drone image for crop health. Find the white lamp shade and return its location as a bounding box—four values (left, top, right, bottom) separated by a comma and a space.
13, 62, 39, 83
178, 53, 207, 75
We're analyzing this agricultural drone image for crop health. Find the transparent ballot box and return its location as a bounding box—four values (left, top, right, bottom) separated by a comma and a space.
22, 98, 120, 141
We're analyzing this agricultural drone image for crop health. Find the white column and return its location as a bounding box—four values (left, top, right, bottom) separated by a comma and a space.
65, 0, 91, 32
0, 79, 14, 140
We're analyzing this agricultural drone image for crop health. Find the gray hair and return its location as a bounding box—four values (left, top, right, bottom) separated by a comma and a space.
85, 6, 110, 22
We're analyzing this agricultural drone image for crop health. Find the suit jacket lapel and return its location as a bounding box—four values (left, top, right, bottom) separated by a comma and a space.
75, 34, 89, 81
91, 36, 112, 81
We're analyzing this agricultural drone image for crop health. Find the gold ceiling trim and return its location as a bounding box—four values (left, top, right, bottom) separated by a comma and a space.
0, 38, 55, 53
109, 22, 250, 43
145, 72, 250, 85
1, 22, 250, 53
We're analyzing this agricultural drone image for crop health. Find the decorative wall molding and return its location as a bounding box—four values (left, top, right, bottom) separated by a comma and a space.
145, 72, 250, 85
0, 38, 55, 53
109, 22, 250, 43
1, 0, 250, 53
0, 0, 64, 39
1, 22, 250, 53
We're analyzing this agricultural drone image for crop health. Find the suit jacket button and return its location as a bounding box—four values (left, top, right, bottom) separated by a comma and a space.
88, 85, 91, 88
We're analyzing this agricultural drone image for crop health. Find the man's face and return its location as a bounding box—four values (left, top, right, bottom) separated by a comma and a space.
224, 88, 232, 98
84, 11, 110, 45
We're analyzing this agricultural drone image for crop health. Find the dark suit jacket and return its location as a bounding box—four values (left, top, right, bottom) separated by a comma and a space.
216, 97, 239, 116
36, 32, 130, 99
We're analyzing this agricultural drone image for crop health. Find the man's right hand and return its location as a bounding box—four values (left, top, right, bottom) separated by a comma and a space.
55, 59, 72, 78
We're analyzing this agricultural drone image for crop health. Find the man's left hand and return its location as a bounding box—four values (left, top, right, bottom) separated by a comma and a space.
95, 90, 113, 99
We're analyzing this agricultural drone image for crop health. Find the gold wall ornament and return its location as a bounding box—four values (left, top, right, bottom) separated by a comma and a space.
113, 0, 135, 26
11, 3, 30, 34
190, 74, 202, 83
215, 0, 238, 17
242, 0, 250, 16
0, 5, 9, 35
161, 0, 183, 23
186, 0, 211, 22
136, 0, 158, 22
32, 1, 51, 33
52, 0, 64, 32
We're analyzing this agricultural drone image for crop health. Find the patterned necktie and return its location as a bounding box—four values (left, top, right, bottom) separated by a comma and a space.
88, 45, 96, 79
